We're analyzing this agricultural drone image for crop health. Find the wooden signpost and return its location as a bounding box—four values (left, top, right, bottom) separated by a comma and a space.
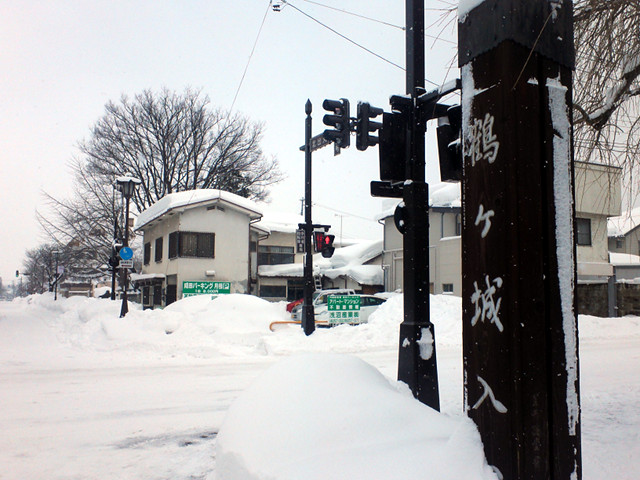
459, 1, 581, 478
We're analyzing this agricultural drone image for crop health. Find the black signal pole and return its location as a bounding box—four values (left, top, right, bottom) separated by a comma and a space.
397, 0, 440, 410
302, 99, 315, 336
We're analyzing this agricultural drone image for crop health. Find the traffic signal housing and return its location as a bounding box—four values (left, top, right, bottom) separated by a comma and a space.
436, 104, 462, 182
321, 234, 335, 258
379, 111, 409, 182
313, 231, 325, 253
356, 102, 383, 151
322, 98, 350, 148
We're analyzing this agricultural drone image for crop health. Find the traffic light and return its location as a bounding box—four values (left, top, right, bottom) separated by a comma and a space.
356, 102, 384, 151
379, 111, 409, 182
322, 98, 350, 148
313, 231, 325, 253
436, 104, 462, 182
321, 234, 335, 258
111, 240, 123, 268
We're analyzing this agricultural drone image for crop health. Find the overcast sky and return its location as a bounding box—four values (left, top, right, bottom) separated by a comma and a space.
0, 0, 458, 285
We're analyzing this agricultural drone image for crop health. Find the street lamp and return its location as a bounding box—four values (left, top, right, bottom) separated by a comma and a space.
115, 174, 141, 318
52, 250, 60, 300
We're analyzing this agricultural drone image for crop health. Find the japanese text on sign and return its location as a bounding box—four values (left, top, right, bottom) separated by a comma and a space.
182, 281, 231, 297
327, 295, 361, 324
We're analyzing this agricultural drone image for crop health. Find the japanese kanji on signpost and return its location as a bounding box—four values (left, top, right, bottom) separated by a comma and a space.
459, 0, 581, 479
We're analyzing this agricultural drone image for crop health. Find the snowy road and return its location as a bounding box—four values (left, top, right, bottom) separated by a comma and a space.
1, 340, 638, 479
0, 295, 638, 479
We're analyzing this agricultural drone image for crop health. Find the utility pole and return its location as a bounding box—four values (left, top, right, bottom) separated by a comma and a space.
459, 1, 580, 478
302, 99, 315, 336
396, 0, 440, 411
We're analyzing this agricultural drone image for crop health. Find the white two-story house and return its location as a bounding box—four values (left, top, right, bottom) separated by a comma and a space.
133, 189, 262, 308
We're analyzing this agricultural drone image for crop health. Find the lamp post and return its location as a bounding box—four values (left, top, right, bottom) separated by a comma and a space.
52, 250, 60, 301
116, 175, 141, 318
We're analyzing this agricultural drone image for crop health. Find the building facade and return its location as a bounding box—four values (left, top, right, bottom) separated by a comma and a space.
134, 190, 262, 308
379, 161, 621, 296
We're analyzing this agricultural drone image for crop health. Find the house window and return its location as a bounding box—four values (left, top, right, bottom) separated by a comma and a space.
442, 283, 454, 293
260, 284, 287, 298
258, 245, 294, 265
169, 232, 178, 259
168, 231, 215, 259
143, 242, 151, 265
576, 218, 591, 246
154, 237, 163, 262
455, 214, 462, 236
615, 237, 624, 249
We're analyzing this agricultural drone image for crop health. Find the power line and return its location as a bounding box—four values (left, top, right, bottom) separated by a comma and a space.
302, 0, 405, 31
283, 0, 406, 73
230, 1, 272, 111
303, 0, 457, 46
312, 202, 378, 222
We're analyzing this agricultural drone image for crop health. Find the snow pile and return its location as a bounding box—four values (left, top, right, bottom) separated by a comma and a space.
6, 292, 640, 364
215, 353, 499, 480
6, 293, 290, 360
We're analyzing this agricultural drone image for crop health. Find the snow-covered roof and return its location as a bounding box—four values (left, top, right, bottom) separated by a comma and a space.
130, 273, 166, 282
259, 239, 383, 286
135, 189, 262, 231
375, 182, 461, 220
256, 210, 304, 234
610, 252, 640, 265
608, 206, 640, 237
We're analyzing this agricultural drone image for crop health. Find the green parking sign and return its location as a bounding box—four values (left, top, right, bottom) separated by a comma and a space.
182, 281, 231, 297
327, 295, 361, 324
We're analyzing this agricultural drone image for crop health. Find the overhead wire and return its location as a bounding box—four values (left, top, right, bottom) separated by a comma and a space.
282, 0, 407, 73
302, 0, 405, 31
302, 0, 457, 46
230, 0, 272, 112
312, 202, 378, 222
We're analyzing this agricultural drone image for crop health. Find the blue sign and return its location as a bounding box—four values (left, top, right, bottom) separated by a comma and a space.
119, 246, 133, 260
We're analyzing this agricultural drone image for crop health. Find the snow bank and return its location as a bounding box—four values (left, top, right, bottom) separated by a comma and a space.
215, 353, 499, 480
4, 291, 639, 364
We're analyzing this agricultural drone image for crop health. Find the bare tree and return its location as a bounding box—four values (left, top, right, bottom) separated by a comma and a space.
80, 88, 282, 212
38, 88, 282, 277
572, 1, 640, 205
21, 243, 78, 295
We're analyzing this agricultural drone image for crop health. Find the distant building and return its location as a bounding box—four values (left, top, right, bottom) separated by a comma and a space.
378, 161, 622, 296
134, 190, 382, 308
609, 206, 640, 257
258, 239, 384, 301
377, 183, 462, 295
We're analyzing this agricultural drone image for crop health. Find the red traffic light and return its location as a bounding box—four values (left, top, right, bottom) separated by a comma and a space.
321, 234, 335, 258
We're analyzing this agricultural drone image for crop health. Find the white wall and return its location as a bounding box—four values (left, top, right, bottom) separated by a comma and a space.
140, 203, 251, 299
